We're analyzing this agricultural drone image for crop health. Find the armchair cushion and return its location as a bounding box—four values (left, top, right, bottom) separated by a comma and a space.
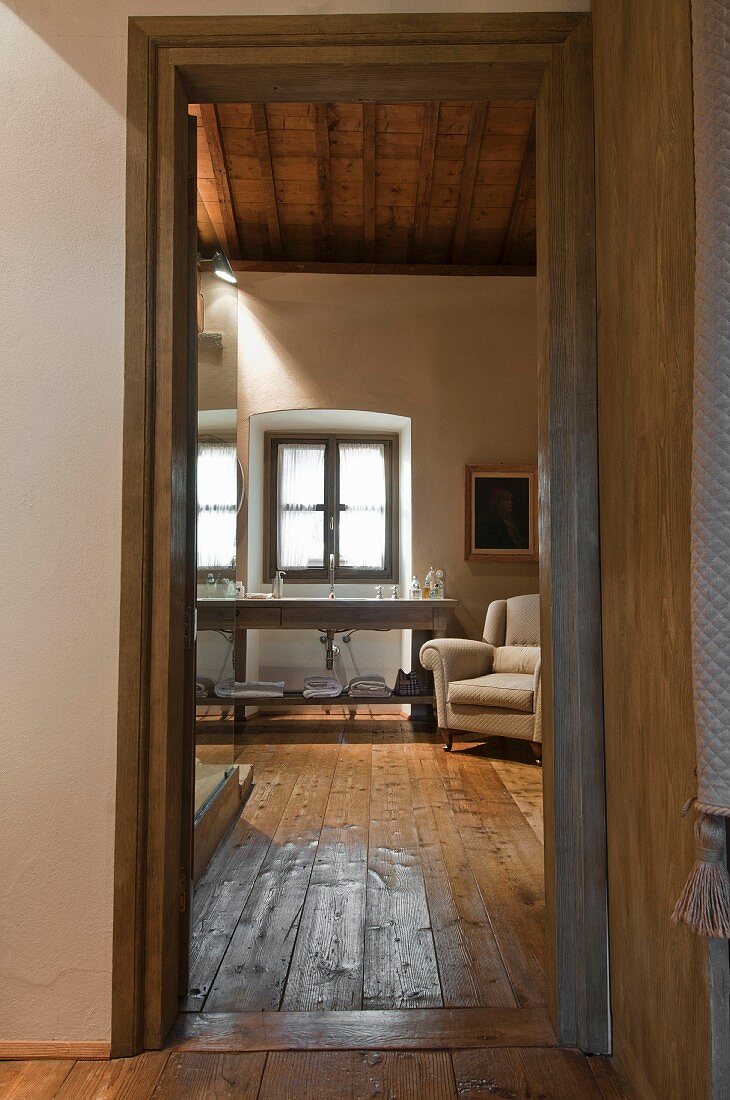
448, 672, 534, 713
493, 645, 540, 675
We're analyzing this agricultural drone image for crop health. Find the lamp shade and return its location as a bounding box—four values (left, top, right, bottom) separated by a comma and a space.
210, 250, 237, 284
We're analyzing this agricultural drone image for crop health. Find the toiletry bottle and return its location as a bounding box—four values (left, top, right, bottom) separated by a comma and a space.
410, 576, 422, 600
424, 566, 435, 600
435, 569, 445, 599
206, 572, 216, 598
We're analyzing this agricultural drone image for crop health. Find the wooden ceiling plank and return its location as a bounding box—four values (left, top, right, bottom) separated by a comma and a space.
499, 109, 536, 264
252, 102, 284, 260
314, 103, 335, 261
227, 259, 536, 276
411, 101, 440, 261
199, 103, 242, 259
363, 102, 377, 262
451, 100, 488, 263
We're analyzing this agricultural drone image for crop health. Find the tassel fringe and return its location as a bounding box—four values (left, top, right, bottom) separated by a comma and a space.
672, 814, 730, 938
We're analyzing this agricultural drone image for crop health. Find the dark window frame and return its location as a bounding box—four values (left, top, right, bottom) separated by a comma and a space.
264, 430, 399, 583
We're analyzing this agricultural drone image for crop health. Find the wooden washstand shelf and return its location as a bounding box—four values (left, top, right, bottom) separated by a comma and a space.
197, 595, 457, 630
196, 596, 457, 719
197, 692, 437, 708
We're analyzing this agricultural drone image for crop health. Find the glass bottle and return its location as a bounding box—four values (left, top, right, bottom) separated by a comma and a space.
424, 566, 435, 599
410, 575, 422, 600
435, 569, 445, 599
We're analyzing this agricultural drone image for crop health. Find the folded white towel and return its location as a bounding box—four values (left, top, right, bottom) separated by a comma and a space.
214, 679, 285, 699
303, 675, 343, 699
347, 674, 391, 697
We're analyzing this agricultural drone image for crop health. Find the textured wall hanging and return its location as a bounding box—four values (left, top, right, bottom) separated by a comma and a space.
673, 0, 730, 938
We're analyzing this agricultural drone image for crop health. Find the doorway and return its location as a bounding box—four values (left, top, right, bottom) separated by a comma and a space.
112, 13, 608, 1060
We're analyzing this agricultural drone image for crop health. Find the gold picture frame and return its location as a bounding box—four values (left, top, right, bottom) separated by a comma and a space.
465, 464, 538, 562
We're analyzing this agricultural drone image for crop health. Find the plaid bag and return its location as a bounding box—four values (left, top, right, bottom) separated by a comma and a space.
394, 668, 422, 696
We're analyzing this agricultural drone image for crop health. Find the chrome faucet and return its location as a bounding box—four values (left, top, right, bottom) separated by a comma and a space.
328, 553, 336, 599
272, 569, 286, 598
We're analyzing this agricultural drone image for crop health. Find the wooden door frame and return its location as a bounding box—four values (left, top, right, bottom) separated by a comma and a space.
112, 12, 609, 1058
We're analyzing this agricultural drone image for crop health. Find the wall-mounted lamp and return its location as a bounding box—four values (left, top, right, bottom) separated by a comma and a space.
210, 250, 237, 285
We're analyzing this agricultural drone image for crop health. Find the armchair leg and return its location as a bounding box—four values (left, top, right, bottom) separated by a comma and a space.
440, 727, 453, 752
531, 742, 542, 767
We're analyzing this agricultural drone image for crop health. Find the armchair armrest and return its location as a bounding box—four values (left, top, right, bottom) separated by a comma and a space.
420, 638, 495, 727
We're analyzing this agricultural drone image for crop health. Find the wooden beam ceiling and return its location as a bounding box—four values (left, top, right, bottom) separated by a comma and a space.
452, 101, 488, 263
411, 101, 439, 262
362, 103, 377, 263
194, 99, 538, 273
313, 103, 334, 261
252, 103, 283, 260
199, 104, 241, 259
500, 109, 536, 264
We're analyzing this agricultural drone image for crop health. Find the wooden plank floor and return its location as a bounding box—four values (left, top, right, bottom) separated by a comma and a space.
1, 720, 632, 1098
0, 1050, 632, 1098
189, 717, 546, 1015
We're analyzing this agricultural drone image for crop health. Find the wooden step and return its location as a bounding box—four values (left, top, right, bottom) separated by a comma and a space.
167, 1007, 555, 1053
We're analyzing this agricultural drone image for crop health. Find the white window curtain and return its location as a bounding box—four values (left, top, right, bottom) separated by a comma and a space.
277, 442, 326, 569
338, 442, 387, 570
197, 438, 237, 569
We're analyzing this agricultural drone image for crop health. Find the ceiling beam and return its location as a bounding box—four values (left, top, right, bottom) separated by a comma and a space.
313, 103, 335, 262
499, 109, 536, 264
410, 101, 440, 263
199, 104, 241, 260
451, 100, 488, 264
362, 103, 377, 263
226, 259, 535, 277
252, 102, 283, 260
196, 187, 222, 255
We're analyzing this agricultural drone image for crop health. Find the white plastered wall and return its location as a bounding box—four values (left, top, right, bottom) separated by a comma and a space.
0, 0, 588, 1043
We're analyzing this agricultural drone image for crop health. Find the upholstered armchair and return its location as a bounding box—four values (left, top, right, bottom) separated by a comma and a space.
420, 593, 542, 761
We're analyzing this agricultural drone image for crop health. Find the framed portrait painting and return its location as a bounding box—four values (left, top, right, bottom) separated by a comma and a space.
465, 464, 538, 562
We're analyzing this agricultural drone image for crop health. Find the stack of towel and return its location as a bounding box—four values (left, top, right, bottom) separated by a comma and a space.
214, 680, 285, 699
303, 676, 343, 699
196, 676, 215, 699
347, 674, 391, 698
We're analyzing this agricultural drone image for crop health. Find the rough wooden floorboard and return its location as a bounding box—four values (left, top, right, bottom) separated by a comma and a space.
364, 740, 442, 1008
404, 737, 518, 1007
149, 1052, 266, 1099
186, 738, 316, 1008
204, 740, 342, 1011
281, 742, 371, 1010
0, 1061, 74, 1100
433, 744, 547, 1005
53, 1053, 168, 1099
258, 1050, 457, 1100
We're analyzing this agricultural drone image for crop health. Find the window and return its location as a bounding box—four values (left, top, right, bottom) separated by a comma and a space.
266, 433, 398, 582
197, 437, 237, 571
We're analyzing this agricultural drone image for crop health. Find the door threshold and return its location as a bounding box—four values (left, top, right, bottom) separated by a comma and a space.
166, 1007, 555, 1053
